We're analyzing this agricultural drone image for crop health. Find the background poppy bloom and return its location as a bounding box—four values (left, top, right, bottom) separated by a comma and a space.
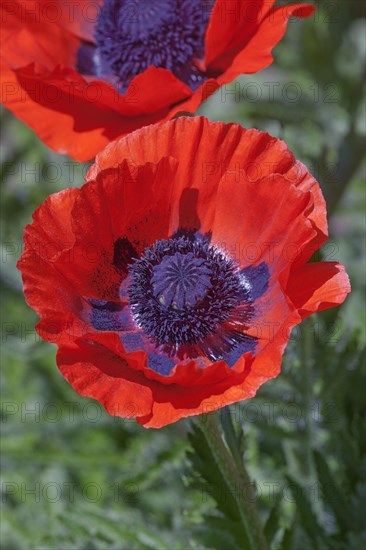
17, 117, 350, 428
1, 0, 314, 161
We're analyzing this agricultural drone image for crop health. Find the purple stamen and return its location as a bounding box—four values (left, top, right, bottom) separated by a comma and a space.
94, 0, 214, 91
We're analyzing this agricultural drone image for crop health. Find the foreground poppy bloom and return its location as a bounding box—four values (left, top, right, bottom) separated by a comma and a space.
17, 117, 350, 428
1, 0, 314, 161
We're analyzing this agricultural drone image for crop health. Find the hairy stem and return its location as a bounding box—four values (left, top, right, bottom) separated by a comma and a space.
196, 412, 268, 550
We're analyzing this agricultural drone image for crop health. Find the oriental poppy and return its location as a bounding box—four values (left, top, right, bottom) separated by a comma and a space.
1, 0, 314, 161
17, 117, 350, 428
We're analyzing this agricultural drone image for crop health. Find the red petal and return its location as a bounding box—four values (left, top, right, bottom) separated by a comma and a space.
205, 0, 276, 70
55, 0, 102, 43
83, 331, 251, 387
1, 1, 194, 160
211, 172, 316, 274
208, 3, 315, 76
137, 383, 252, 428
16, 187, 85, 345
1, 1, 315, 161
0, 62, 192, 161
286, 262, 351, 318
57, 331, 255, 428
168, 78, 221, 118
76, 267, 305, 429
57, 337, 153, 420
17, 116, 350, 428
92, 117, 326, 273
89, 117, 245, 235
137, 319, 294, 429
17, 158, 176, 344
1, 1, 80, 68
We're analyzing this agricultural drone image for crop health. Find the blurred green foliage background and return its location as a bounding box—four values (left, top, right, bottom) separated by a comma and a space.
1, 1, 365, 548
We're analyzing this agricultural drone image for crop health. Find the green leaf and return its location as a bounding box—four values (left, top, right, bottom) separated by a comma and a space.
264, 495, 282, 546
220, 407, 244, 469
313, 450, 354, 533
188, 422, 252, 550
285, 475, 325, 549
280, 522, 296, 550
193, 516, 241, 550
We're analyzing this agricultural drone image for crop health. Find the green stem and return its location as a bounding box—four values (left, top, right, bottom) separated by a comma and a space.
196, 412, 268, 550
220, 407, 245, 470
301, 317, 314, 478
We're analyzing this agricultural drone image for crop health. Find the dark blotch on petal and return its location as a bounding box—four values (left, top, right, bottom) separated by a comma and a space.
90, 299, 132, 331
120, 330, 149, 352
113, 237, 138, 276
239, 262, 270, 302
77, 42, 98, 75
148, 352, 175, 376
178, 188, 201, 232
221, 332, 257, 368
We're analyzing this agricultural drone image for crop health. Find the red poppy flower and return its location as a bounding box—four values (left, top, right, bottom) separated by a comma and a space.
1, 0, 314, 161
17, 117, 350, 428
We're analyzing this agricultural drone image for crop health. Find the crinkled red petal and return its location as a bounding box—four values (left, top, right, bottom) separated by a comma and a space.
89, 117, 327, 270
17, 117, 351, 428
1, 0, 314, 161
17, 157, 176, 344
169, 4, 315, 124
57, 337, 153, 420
0, 61, 191, 161
286, 262, 351, 318
205, 0, 276, 70
207, 2, 315, 75
56, 332, 255, 428
79, 331, 252, 387
0, 0, 81, 68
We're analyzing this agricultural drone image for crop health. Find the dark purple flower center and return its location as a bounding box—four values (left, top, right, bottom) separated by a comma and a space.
88, 233, 270, 370
94, 0, 214, 91
151, 252, 213, 309
127, 236, 243, 347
